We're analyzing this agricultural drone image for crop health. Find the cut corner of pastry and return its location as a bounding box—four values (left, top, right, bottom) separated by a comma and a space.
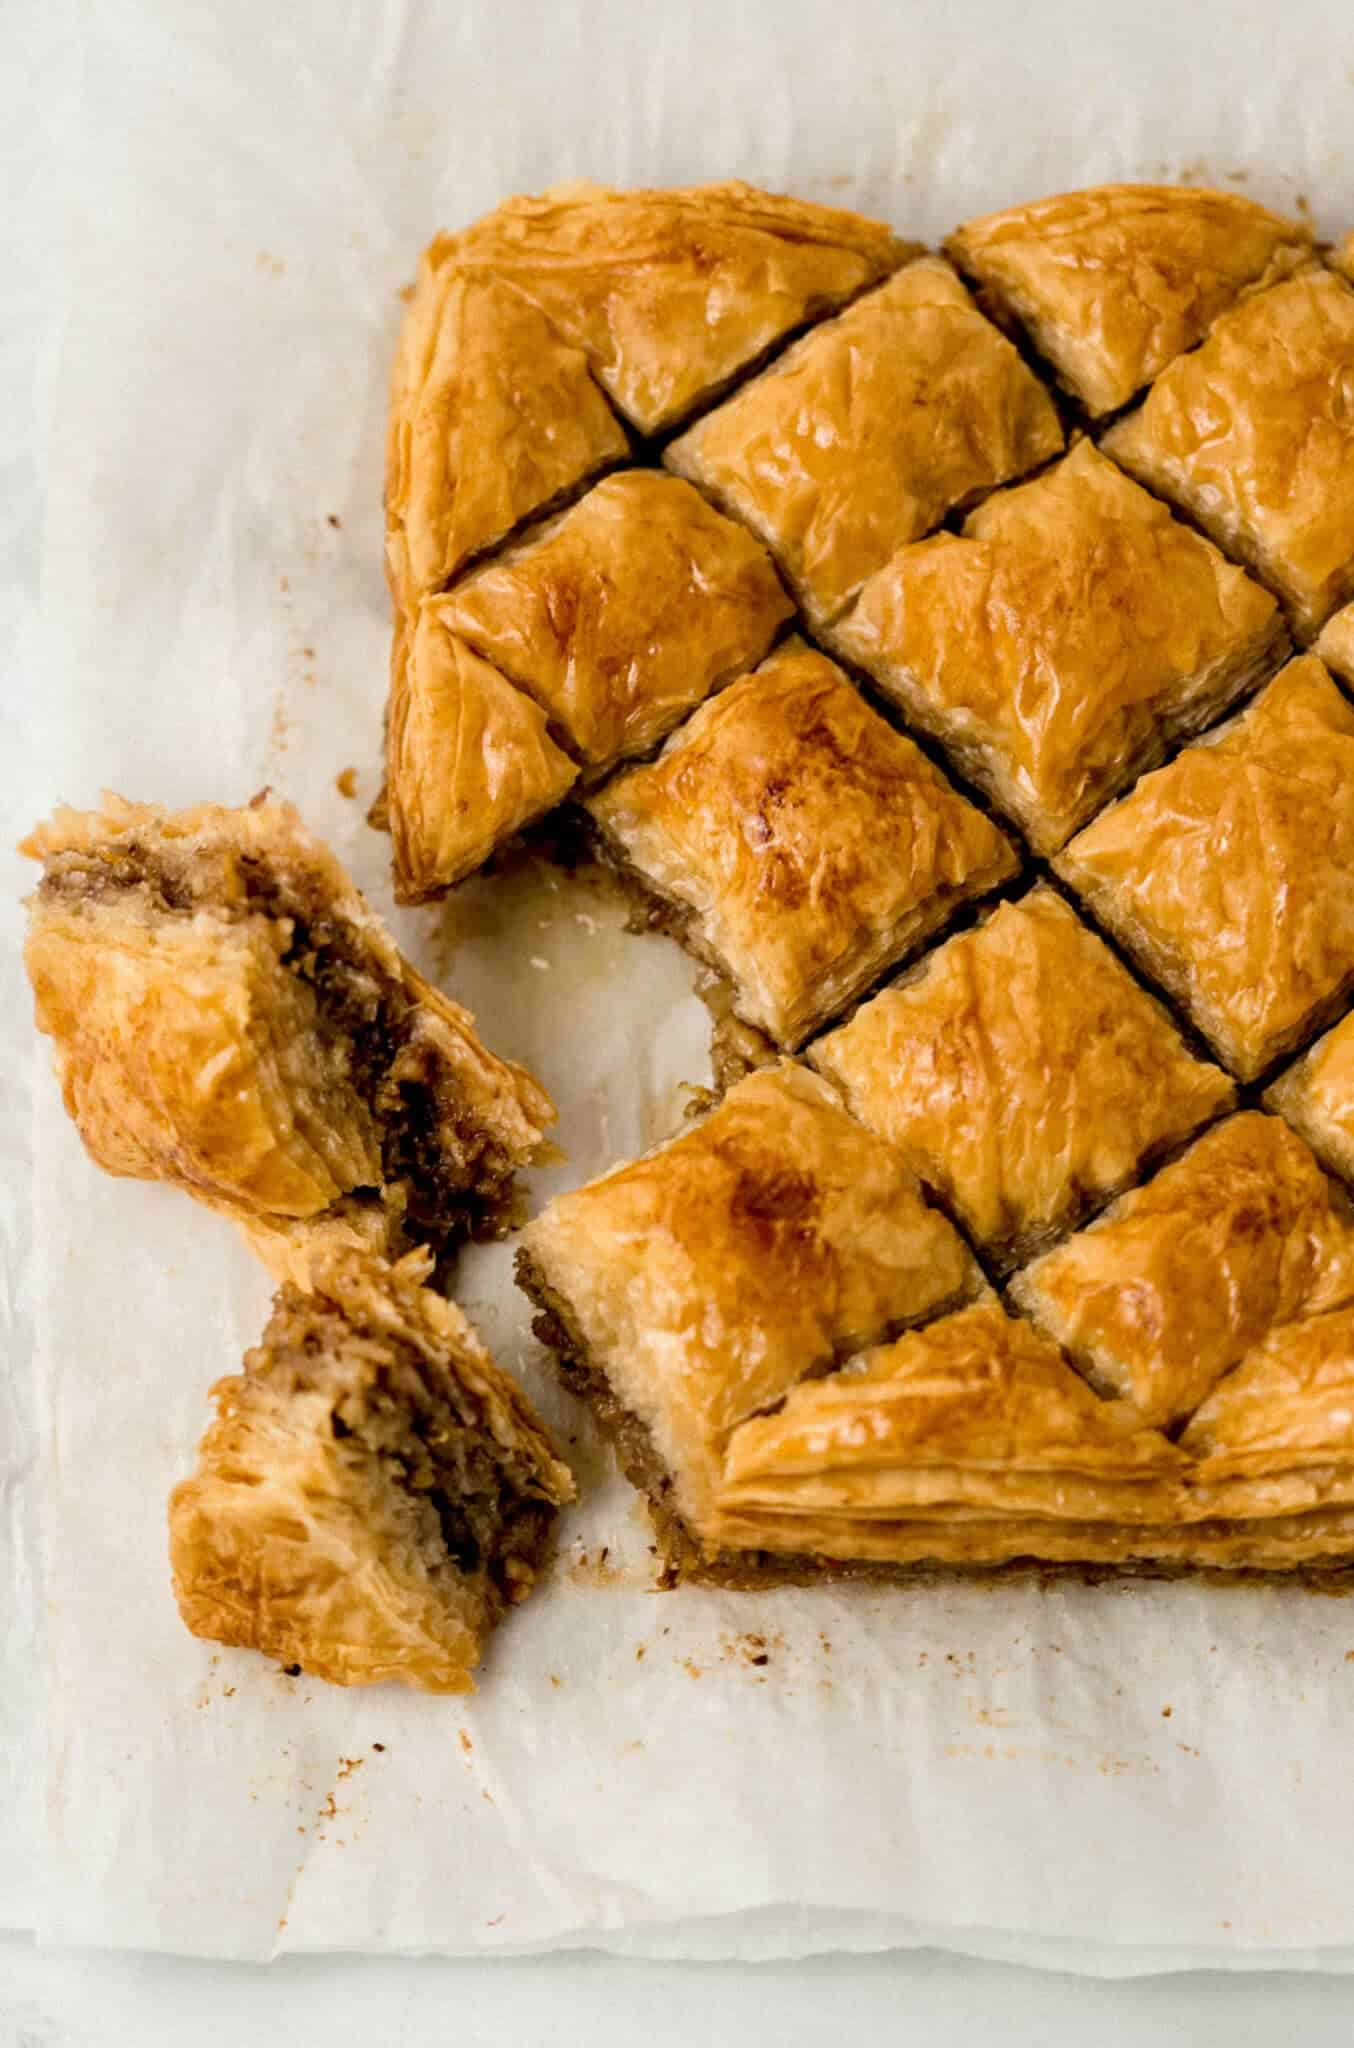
21, 791, 556, 1264
1266, 1009, 1354, 1189
169, 1244, 576, 1693
945, 182, 1313, 416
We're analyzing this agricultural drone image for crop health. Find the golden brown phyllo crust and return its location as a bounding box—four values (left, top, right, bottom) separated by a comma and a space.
22, 793, 555, 1274
170, 1247, 575, 1692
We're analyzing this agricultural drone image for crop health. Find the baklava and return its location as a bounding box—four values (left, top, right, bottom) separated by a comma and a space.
1057, 657, 1354, 1082
586, 640, 1019, 1048
171, 1247, 574, 1691
22, 794, 554, 1273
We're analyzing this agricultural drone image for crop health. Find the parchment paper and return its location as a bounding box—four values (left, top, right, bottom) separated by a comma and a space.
15, 0, 1354, 1969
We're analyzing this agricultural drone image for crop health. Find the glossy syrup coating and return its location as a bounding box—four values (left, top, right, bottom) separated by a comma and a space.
1103, 266, 1354, 636
1267, 1011, 1354, 1188
450, 179, 917, 433
1011, 1112, 1354, 1426
948, 183, 1310, 414
438, 471, 793, 775
829, 439, 1285, 853
665, 256, 1063, 625
1058, 658, 1354, 1082
518, 1062, 982, 1534
810, 888, 1234, 1270
587, 640, 1018, 1048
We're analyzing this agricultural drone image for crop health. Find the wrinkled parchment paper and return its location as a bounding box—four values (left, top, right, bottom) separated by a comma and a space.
13, 0, 1354, 1970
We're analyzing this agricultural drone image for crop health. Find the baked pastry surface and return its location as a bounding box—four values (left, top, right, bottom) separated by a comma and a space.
1102, 266, 1354, 636
1266, 1012, 1354, 1189
586, 640, 1018, 1047
1010, 1112, 1354, 1427
386, 602, 578, 902
1057, 657, 1354, 1082
23, 795, 554, 1263
516, 1062, 983, 1533
435, 471, 793, 777
448, 180, 917, 433
946, 184, 1310, 415
170, 1247, 574, 1691
385, 258, 628, 613
808, 887, 1234, 1270
828, 438, 1286, 853
664, 256, 1064, 625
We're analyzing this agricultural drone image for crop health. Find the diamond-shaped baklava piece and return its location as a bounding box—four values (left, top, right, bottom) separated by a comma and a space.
828, 439, 1285, 853
386, 603, 578, 901
1267, 1011, 1354, 1187
435, 472, 793, 779
665, 257, 1064, 625
585, 640, 1019, 1049
810, 887, 1234, 1270
1103, 266, 1354, 636
946, 184, 1310, 416
712, 1301, 1185, 1567
385, 260, 629, 611
1058, 657, 1354, 1082
170, 1247, 574, 1693
22, 795, 554, 1263
1010, 1112, 1354, 1427
1181, 1303, 1354, 1547
452, 180, 917, 434
516, 1062, 983, 1546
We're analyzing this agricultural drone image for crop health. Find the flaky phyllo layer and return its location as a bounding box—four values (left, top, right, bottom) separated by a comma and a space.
171, 1247, 574, 1692
22, 793, 554, 1279
520, 1065, 1354, 1579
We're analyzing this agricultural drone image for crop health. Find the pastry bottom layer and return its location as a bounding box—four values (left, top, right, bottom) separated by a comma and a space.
516, 1250, 1354, 1589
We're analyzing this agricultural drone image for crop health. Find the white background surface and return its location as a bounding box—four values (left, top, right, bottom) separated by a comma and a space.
10, 0, 1354, 2034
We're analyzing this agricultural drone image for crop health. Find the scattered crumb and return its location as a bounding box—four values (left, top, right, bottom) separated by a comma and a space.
256, 250, 284, 277
1161, 1705, 1173, 1719
223, 1686, 236, 1698
327, 513, 343, 530
335, 767, 358, 799
283, 1663, 301, 1678
337, 1757, 364, 1780
279, 576, 290, 593
318, 1792, 338, 1822
372, 1742, 386, 1752
549, 1674, 562, 1689
681, 1658, 704, 1679
458, 1730, 473, 1754
819, 1634, 833, 1654
574, 911, 599, 934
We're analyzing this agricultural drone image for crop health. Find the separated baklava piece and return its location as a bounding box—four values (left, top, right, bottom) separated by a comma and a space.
1010, 1112, 1354, 1428
585, 640, 1019, 1050
809, 887, 1235, 1273
516, 1062, 985, 1577
665, 256, 1064, 627
170, 1247, 574, 1692
21, 795, 554, 1273
1267, 1011, 1354, 1187
448, 180, 917, 436
1102, 266, 1354, 638
435, 472, 794, 783
827, 439, 1286, 854
1057, 657, 1354, 1083
946, 184, 1310, 417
